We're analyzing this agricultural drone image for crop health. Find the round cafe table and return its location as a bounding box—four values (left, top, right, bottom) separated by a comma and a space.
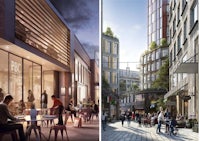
16, 115, 57, 141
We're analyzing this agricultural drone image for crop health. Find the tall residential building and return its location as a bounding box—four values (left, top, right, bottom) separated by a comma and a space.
165, 0, 199, 120
102, 33, 119, 117
140, 0, 169, 90
148, 0, 169, 47
119, 67, 140, 111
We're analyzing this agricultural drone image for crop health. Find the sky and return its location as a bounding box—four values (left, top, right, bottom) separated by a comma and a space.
50, 0, 99, 59
103, 0, 148, 71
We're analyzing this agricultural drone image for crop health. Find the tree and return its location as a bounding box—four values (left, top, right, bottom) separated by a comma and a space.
104, 27, 114, 37
160, 38, 168, 47
152, 58, 169, 90
150, 41, 157, 50
120, 81, 126, 91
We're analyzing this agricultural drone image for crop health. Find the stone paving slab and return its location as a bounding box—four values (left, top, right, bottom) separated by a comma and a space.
1, 118, 99, 141
101, 121, 199, 141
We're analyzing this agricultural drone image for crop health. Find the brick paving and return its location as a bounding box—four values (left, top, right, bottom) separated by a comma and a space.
101, 121, 199, 141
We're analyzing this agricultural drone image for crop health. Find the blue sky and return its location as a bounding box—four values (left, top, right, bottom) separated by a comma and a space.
103, 0, 148, 71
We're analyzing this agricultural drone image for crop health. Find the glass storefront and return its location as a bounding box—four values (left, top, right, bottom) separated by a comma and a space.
0, 51, 8, 94
0, 49, 43, 111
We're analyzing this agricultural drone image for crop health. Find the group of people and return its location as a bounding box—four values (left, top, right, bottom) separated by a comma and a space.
0, 87, 99, 140
156, 107, 177, 135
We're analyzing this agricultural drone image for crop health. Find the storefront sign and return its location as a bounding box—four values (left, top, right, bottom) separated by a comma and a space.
10, 60, 21, 74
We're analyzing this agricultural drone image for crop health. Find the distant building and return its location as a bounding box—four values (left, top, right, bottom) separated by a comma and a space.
102, 33, 119, 117
119, 67, 140, 112
165, 0, 199, 120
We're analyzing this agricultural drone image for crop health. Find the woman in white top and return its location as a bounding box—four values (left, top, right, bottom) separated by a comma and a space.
157, 109, 164, 133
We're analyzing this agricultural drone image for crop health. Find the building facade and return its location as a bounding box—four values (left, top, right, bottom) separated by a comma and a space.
164, 0, 199, 120
141, 0, 169, 90
119, 67, 140, 112
0, 0, 98, 113
102, 33, 119, 117
148, 0, 169, 48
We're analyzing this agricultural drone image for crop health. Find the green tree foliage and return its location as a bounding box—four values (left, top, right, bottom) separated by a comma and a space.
102, 76, 111, 94
150, 41, 157, 50
119, 81, 126, 91
160, 38, 168, 47
104, 27, 114, 37
152, 58, 169, 90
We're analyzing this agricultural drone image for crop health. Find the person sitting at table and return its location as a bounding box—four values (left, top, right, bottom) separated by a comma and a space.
0, 88, 4, 103
0, 95, 26, 141
18, 99, 26, 115
66, 100, 76, 122
89, 101, 99, 120
50, 95, 64, 125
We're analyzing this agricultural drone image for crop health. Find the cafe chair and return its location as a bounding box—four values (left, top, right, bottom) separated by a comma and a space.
0, 130, 18, 141
48, 125, 69, 141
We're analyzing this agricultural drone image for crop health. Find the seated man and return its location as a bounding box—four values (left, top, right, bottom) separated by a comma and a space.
50, 95, 64, 125
0, 95, 26, 141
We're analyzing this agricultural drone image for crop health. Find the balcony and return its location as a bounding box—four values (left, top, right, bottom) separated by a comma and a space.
175, 55, 198, 73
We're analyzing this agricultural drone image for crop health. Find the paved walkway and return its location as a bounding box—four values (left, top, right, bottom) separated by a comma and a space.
101, 121, 199, 141
2, 117, 99, 141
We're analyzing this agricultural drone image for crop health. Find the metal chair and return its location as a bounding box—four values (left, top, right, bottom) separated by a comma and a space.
48, 125, 69, 141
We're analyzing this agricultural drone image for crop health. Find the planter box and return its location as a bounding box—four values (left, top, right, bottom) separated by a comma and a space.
192, 124, 198, 133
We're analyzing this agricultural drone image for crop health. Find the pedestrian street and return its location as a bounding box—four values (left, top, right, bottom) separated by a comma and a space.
101, 121, 199, 141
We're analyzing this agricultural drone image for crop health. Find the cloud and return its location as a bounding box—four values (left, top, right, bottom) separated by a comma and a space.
50, 0, 99, 32
82, 42, 99, 59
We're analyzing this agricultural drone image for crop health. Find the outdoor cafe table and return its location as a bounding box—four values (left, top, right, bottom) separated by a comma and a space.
15, 115, 57, 141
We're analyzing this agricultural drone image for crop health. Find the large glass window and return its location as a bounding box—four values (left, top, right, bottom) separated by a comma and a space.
113, 43, 118, 54
9, 54, 22, 103
111, 72, 117, 85
23, 60, 33, 108
32, 63, 41, 108
103, 56, 109, 68
105, 41, 111, 53
112, 57, 118, 69
190, 2, 198, 28
177, 31, 182, 51
162, 48, 168, 57
0, 50, 8, 94
184, 18, 187, 41
43, 71, 54, 109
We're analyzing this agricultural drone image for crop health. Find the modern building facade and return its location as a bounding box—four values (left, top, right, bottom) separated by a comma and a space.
140, 0, 169, 90
164, 0, 199, 120
102, 33, 119, 117
119, 67, 140, 111
0, 0, 98, 113
148, 0, 169, 47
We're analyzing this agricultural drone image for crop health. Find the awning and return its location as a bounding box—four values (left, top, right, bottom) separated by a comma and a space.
175, 62, 198, 73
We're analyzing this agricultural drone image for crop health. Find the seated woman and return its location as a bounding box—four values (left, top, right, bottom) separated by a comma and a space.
18, 100, 26, 115
66, 100, 76, 122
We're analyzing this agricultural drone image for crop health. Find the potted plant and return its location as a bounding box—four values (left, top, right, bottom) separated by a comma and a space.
192, 119, 198, 133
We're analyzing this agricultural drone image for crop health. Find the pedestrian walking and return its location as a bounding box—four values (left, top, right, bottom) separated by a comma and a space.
157, 107, 164, 133
126, 109, 132, 126
164, 108, 171, 133
120, 113, 125, 127
138, 113, 142, 127
102, 111, 107, 131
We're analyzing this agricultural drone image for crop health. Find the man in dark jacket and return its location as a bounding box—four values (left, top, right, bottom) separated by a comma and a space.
0, 95, 26, 141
